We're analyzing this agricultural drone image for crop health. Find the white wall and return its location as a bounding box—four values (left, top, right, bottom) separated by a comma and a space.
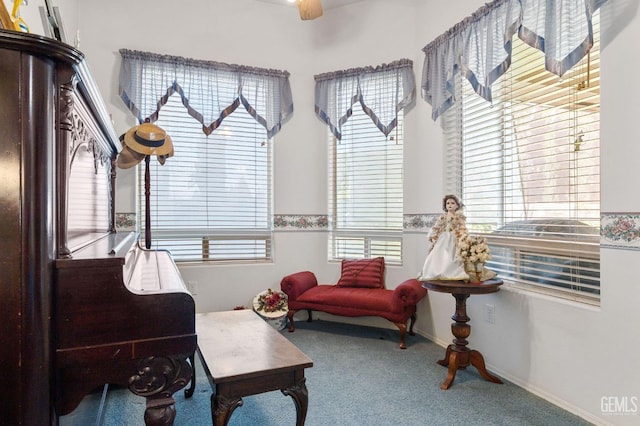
11, 0, 638, 424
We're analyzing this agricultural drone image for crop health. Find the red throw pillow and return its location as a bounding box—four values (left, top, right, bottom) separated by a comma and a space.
336, 257, 385, 288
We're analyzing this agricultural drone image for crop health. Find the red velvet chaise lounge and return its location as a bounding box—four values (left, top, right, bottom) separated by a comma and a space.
280, 258, 427, 349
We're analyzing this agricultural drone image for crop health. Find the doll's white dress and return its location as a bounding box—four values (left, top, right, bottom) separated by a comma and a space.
418, 214, 469, 281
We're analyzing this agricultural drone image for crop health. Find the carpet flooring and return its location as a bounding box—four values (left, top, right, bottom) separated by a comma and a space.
61, 319, 592, 426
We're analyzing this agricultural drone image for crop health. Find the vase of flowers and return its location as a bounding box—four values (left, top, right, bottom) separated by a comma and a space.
457, 235, 492, 283
252, 289, 288, 330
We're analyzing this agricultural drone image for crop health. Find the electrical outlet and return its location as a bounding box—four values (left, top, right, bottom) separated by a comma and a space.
485, 304, 495, 324
187, 281, 198, 295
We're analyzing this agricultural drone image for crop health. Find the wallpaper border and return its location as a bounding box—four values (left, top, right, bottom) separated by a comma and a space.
116, 212, 136, 231
601, 212, 640, 251
114, 212, 640, 251
274, 214, 328, 231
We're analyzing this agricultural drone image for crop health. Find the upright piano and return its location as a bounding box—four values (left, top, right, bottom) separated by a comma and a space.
0, 30, 196, 425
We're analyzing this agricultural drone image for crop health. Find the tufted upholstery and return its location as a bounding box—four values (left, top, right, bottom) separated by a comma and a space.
280, 270, 427, 349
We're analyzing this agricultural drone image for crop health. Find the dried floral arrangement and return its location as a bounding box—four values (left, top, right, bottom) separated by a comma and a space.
457, 235, 492, 264
255, 288, 288, 313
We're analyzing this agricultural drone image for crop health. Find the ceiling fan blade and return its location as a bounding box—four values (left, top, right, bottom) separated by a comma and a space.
297, 0, 323, 20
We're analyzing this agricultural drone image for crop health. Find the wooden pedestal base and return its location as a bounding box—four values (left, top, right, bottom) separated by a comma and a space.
421, 278, 504, 390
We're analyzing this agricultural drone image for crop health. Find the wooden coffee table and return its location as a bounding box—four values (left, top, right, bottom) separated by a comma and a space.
421, 278, 504, 390
194, 310, 313, 426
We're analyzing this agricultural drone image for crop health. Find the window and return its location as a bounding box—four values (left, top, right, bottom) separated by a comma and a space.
140, 93, 272, 263
328, 105, 404, 263
118, 50, 292, 263
315, 59, 414, 264
443, 14, 601, 303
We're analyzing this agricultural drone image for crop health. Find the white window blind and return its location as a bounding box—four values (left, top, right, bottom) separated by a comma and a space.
328, 103, 404, 263
443, 14, 601, 303
139, 92, 272, 262
67, 142, 112, 250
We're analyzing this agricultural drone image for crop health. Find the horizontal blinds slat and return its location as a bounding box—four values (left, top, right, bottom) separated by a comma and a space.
329, 86, 404, 260
331, 236, 402, 264
151, 236, 271, 262
68, 148, 111, 235
330, 115, 403, 228
444, 12, 601, 301
139, 85, 272, 261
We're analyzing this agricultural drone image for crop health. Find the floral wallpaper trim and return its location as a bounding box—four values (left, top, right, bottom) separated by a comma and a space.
117, 213, 436, 232
273, 214, 440, 231
404, 214, 439, 232
601, 213, 640, 250
116, 212, 640, 251
116, 213, 136, 231
274, 215, 329, 230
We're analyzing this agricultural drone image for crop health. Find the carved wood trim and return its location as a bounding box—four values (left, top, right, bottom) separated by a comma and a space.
129, 356, 193, 426
56, 68, 76, 258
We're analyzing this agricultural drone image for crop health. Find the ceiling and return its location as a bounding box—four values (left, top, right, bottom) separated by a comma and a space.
254, 0, 365, 10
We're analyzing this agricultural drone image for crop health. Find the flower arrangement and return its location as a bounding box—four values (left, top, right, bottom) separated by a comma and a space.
457, 235, 492, 264
255, 288, 288, 313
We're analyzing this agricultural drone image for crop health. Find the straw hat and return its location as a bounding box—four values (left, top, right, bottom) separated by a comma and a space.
157, 143, 175, 165
123, 122, 174, 156
116, 139, 145, 169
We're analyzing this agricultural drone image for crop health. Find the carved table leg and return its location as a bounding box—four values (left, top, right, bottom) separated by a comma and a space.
436, 344, 453, 367
437, 293, 502, 389
282, 377, 309, 426
441, 350, 461, 390
212, 394, 243, 426
470, 350, 503, 384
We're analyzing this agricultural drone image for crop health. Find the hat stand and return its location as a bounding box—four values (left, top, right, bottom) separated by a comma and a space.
121, 120, 172, 250
144, 154, 152, 249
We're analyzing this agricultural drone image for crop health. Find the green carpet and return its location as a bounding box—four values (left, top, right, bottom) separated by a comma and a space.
62, 319, 592, 425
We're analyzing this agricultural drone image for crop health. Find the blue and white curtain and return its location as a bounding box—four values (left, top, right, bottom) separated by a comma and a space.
315, 59, 415, 141
119, 49, 294, 139
421, 0, 608, 121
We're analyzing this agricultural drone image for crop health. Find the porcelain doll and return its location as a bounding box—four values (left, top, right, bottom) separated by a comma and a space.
418, 194, 469, 281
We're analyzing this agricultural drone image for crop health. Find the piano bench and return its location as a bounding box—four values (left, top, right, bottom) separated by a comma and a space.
188, 310, 313, 425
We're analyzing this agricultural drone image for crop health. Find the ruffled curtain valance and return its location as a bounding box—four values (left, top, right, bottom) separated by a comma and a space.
421, 0, 608, 121
119, 49, 293, 139
315, 59, 415, 141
